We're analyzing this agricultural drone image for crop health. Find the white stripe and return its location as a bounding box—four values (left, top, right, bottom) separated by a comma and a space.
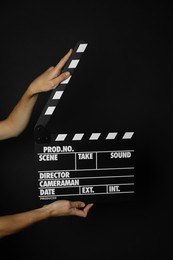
89, 133, 101, 140
106, 132, 117, 140
55, 134, 67, 141
44, 106, 56, 115
61, 75, 72, 84
72, 133, 84, 141
52, 91, 63, 99
68, 59, 79, 68
76, 44, 88, 53
123, 132, 134, 139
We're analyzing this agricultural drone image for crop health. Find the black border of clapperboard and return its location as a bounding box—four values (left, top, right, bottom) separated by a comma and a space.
34, 40, 135, 203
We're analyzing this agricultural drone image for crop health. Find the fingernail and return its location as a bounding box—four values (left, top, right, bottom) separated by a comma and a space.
65, 71, 70, 77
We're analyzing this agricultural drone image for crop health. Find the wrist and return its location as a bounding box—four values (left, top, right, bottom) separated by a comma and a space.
27, 83, 39, 98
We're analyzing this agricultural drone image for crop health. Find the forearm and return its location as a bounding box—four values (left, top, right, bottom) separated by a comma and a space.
0, 207, 50, 238
9, 86, 38, 133
1, 86, 38, 139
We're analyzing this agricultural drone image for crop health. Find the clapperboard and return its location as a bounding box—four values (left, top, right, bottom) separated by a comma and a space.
34, 40, 135, 204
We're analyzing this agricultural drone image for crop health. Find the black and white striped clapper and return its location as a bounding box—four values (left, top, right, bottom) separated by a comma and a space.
35, 40, 88, 129
34, 40, 135, 204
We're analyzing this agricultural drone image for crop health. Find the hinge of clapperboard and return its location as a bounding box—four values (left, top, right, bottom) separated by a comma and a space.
34, 40, 88, 143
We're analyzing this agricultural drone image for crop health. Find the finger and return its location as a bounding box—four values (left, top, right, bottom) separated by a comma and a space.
51, 71, 71, 88
72, 209, 87, 218
72, 203, 94, 218
47, 66, 54, 71
70, 201, 85, 209
83, 204, 94, 216
54, 48, 73, 73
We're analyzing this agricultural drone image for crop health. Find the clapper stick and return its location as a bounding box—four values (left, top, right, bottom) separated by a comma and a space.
34, 40, 88, 143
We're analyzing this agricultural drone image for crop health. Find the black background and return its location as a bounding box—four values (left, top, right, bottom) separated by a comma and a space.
0, 1, 173, 259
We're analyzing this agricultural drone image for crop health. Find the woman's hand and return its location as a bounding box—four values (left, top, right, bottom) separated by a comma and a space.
43, 200, 94, 218
28, 49, 72, 95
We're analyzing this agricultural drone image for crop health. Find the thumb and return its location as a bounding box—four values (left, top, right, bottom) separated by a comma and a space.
70, 201, 85, 209
51, 71, 71, 88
